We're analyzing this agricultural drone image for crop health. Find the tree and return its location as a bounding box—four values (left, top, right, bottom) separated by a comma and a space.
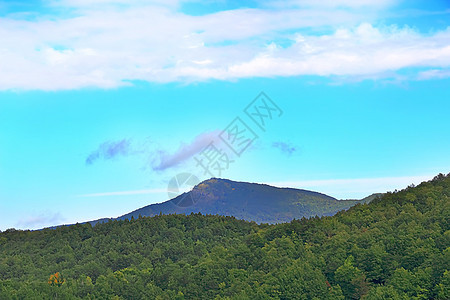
334, 256, 369, 299
435, 270, 450, 300
48, 272, 65, 287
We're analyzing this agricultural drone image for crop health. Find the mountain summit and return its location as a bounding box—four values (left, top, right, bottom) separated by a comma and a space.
111, 178, 368, 224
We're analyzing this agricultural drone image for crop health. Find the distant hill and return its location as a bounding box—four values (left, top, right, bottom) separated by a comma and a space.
342, 193, 383, 204
90, 178, 372, 225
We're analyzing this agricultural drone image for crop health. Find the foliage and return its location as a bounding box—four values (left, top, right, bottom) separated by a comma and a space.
48, 272, 65, 287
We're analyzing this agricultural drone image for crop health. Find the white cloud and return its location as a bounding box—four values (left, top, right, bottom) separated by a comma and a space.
268, 0, 397, 9
77, 188, 167, 197
269, 174, 435, 199
47, 0, 180, 10
0, 1, 449, 90
417, 68, 450, 80
16, 211, 65, 229
76, 174, 436, 200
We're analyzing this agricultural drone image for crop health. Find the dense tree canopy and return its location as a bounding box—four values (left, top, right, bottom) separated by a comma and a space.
0, 173, 449, 299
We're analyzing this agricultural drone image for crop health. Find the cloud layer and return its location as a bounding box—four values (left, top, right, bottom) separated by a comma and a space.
2, 1, 448, 90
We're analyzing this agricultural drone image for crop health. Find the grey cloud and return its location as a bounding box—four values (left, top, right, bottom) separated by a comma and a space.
153, 130, 222, 171
272, 141, 297, 156
85, 132, 224, 171
86, 139, 131, 165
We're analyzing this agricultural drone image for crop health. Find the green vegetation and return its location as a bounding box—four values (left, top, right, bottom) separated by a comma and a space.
0, 174, 449, 299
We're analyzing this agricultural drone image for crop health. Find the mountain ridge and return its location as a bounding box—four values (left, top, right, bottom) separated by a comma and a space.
85, 178, 376, 226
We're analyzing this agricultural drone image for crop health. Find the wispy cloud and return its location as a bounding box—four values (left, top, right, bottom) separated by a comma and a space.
77, 188, 166, 197
77, 174, 436, 200
417, 68, 450, 80
84, 131, 224, 170
86, 139, 131, 165
48, 0, 179, 10
152, 130, 222, 171
268, 0, 396, 9
272, 141, 297, 156
0, 1, 449, 90
16, 212, 65, 229
269, 174, 435, 199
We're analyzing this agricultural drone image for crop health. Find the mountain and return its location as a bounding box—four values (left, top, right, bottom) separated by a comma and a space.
93, 178, 373, 225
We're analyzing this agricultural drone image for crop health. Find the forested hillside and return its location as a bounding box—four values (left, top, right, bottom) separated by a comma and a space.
0, 174, 449, 299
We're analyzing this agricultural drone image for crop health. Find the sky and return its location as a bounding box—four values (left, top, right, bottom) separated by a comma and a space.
1, 0, 450, 230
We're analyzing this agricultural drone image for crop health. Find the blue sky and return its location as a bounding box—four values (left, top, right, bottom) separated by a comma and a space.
1, 0, 449, 230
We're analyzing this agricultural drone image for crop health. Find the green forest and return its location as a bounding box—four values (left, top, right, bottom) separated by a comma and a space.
0, 173, 449, 299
